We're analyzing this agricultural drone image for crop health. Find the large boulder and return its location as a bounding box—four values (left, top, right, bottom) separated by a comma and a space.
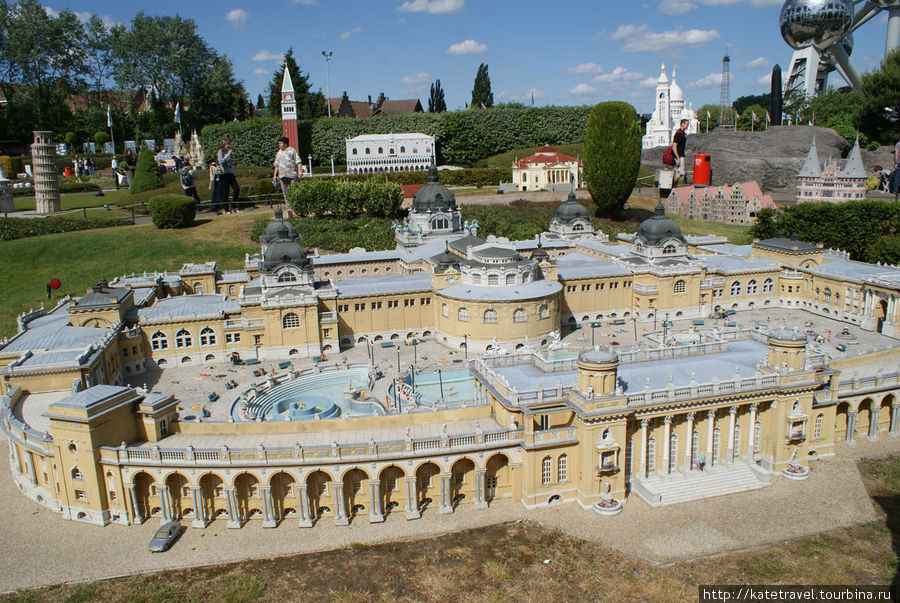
641, 126, 850, 192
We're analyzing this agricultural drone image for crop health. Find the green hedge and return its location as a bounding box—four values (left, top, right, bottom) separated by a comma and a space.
0, 216, 131, 241
148, 194, 197, 228
287, 179, 403, 219
340, 167, 511, 187
201, 106, 591, 168
130, 148, 164, 195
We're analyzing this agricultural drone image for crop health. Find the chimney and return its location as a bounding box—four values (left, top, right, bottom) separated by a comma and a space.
368, 95, 372, 104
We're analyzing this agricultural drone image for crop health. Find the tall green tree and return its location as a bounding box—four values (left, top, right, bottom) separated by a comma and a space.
858, 48, 900, 144
583, 101, 641, 218
471, 63, 493, 109
266, 48, 326, 120
696, 103, 720, 132
84, 15, 114, 95
428, 79, 446, 113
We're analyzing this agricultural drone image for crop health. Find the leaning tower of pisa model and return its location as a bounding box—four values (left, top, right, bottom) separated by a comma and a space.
31, 131, 60, 214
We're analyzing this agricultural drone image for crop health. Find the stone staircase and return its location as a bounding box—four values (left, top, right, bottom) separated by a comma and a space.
632, 462, 768, 507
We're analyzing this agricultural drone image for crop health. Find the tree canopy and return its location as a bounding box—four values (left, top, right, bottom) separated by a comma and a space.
583, 101, 641, 218
471, 63, 493, 109
858, 48, 900, 145
429, 79, 446, 113
266, 48, 326, 120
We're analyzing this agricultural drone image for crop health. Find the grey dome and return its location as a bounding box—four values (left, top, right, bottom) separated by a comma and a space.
412, 164, 456, 213
636, 203, 685, 246
263, 240, 309, 271
260, 208, 299, 247
554, 191, 589, 223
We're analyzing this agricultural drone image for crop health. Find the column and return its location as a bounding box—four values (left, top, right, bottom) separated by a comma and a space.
159, 484, 171, 521
191, 487, 206, 529
225, 486, 241, 528
368, 480, 384, 523
128, 484, 144, 524
23, 452, 36, 485
847, 411, 858, 444
683, 412, 694, 472
638, 418, 648, 479
439, 473, 453, 514
333, 482, 349, 526
706, 409, 715, 466
661, 416, 672, 475
404, 477, 420, 520
261, 486, 276, 528
746, 403, 758, 461
890, 406, 900, 435
474, 470, 488, 509
727, 406, 737, 464
297, 484, 313, 528
9, 440, 20, 474
869, 408, 880, 441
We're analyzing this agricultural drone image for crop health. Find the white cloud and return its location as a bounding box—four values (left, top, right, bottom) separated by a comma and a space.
397, 0, 464, 14
757, 73, 772, 86
569, 83, 597, 98
658, 0, 780, 14
658, 0, 696, 15
225, 8, 248, 27
252, 50, 284, 62
43, 6, 120, 26
446, 39, 487, 55
745, 56, 768, 69
566, 62, 604, 75
253, 68, 269, 76
591, 66, 646, 91
497, 88, 545, 103
402, 72, 430, 85
636, 76, 659, 89
687, 72, 724, 89
609, 24, 720, 53
43, 6, 58, 17
340, 26, 362, 40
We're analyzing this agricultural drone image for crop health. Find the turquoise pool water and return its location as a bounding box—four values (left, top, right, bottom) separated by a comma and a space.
404, 368, 475, 407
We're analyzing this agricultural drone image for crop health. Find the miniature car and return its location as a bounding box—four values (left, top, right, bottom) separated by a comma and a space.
149, 521, 183, 552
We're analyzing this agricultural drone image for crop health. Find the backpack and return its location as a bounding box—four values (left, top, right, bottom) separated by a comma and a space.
180, 168, 194, 188
662, 146, 675, 166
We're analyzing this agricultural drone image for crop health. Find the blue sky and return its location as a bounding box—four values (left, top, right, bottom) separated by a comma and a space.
47, 0, 892, 113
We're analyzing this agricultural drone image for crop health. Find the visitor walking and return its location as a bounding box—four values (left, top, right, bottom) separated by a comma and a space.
272, 136, 302, 205
180, 158, 201, 208
110, 155, 120, 190
124, 148, 136, 188
671, 119, 689, 186
217, 139, 240, 212
209, 159, 222, 213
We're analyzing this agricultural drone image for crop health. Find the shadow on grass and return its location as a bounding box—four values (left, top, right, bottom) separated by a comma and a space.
871, 494, 900, 598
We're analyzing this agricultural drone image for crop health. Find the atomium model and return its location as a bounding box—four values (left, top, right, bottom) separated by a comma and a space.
780, 0, 900, 97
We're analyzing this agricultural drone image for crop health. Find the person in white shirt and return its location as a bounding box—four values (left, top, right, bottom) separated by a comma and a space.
272, 136, 302, 204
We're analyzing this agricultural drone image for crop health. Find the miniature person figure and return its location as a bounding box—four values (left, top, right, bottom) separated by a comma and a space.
272, 136, 302, 205
671, 118, 689, 186
698, 453, 706, 471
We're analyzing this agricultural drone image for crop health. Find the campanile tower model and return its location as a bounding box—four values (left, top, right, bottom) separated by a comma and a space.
281, 66, 299, 152
32, 130, 60, 214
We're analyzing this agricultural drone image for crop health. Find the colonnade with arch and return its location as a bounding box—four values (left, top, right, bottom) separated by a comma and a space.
834, 393, 897, 443
124, 452, 514, 528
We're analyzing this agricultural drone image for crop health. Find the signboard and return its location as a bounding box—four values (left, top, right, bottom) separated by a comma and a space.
55, 143, 67, 156
124, 140, 137, 152
163, 138, 175, 153
103, 142, 115, 154
81, 142, 96, 154
143, 139, 156, 151
590, 321, 603, 328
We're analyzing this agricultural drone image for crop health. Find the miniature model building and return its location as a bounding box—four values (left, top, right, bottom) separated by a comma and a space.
796, 136, 867, 203
346, 133, 434, 174
2, 191, 899, 528
666, 181, 776, 225
31, 130, 60, 214
511, 146, 583, 192
642, 65, 700, 150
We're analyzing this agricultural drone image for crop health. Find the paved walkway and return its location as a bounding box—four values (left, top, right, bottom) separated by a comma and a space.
0, 431, 895, 593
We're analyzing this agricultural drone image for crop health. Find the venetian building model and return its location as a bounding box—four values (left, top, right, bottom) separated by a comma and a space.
394, 164, 474, 248
346, 133, 435, 174
281, 66, 300, 153
642, 65, 700, 149
796, 136, 867, 203
511, 146, 583, 192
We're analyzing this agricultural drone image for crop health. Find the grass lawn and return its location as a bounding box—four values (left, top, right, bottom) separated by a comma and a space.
3, 455, 897, 602
0, 211, 263, 338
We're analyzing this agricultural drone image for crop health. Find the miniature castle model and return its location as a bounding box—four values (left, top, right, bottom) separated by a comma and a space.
394, 163, 473, 248
642, 65, 700, 149
796, 136, 867, 203
281, 66, 300, 153
511, 146, 583, 192
189, 131, 204, 167
346, 133, 434, 174
667, 181, 777, 225
1, 195, 899, 528
31, 131, 60, 214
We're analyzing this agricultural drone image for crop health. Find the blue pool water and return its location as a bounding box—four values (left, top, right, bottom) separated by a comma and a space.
404, 368, 475, 407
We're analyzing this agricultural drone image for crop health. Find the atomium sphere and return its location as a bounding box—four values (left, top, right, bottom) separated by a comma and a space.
780, 0, 854, 51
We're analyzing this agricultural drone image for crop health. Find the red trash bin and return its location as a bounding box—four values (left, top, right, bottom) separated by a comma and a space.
63, 167, 72, 178
693, 153, 711, 187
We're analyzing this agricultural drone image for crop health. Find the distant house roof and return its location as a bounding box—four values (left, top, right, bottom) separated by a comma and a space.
514, 146, 580, 169
374, 99, 424, 116
327, 91, 423, 118
402, 184, 424, 198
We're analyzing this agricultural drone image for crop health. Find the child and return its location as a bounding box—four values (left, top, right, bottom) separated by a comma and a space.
180, 158, 201, 207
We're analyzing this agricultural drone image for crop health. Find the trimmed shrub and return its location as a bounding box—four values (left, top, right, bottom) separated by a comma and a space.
0, 216, 131, 241
148, 194, 196, 228
583, 102, 641, 217
287, 179, 402, 219
0, 155, 24, 177
94, 131, 110, 148
130, 148, 165, 195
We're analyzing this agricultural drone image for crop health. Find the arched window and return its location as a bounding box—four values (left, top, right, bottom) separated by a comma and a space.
662, 244, 677, 255
175, 329, 192, 348
228, 285, 236, 296
712, 427, 721, 464
389, 148, 394, 155
472, 274, 481, 285
458, 307, 469, 322
647, 436, 656, 472
539, 304, 549, 319
669, 433, 678, 473
505, 273, 516, 285
513, 309, 526, 323
691, 428, 700, 467
814, 414, 823, 439
277, 272, 297, 283
674, 279, 686, 294
400, 146, 405, 153
573, 223, 584, 231
352, 148, 358, 155
762, 278, 774, 293
730, 281, 742, 296
483, 309, 498, 324
365, 147, 370, 155
378, 147, 383, 154
151, 331, 168, 351
823, 288, 832, 303
199, 327, 216, 346
541, 456, 552, 485
441, 303, 448, 318
71, 467, 83, 480
733, 423, 741, 459
747, 279, 758, 295
487, 274, 499, 286
194, 282, 203, 294
754, 420, 762, 452
431, 217, 448, 229
283, 313, 300, 329
557, 454, 567, 482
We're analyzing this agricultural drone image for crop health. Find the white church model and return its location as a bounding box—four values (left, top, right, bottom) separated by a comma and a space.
642, 65, 700, 150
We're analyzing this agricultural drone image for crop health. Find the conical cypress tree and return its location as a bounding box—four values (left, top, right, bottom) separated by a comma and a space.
130, 148, 165, 194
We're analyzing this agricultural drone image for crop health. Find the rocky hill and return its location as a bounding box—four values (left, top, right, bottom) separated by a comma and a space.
640, 126, 889, 192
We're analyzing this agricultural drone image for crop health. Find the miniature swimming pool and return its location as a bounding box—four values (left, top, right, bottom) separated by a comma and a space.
403, 368, 475, 408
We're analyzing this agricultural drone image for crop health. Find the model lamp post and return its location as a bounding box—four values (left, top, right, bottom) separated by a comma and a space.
307, 154, 312, 176
322, 51, 333, 118
463, 334, 468, 361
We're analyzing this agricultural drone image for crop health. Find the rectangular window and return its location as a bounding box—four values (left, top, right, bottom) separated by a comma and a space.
354, 303, 364, 311
374, 302, 382, 310
600, 283, 605, 290
388, 300, 398, 308
323, 329, 331, 338
110, 491, 117, 502
254, 335, 262, 346
337, 304, 349, 313
75, 490, 87, 501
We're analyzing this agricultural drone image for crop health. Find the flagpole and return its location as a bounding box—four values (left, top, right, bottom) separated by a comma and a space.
107, 104, 116, 155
